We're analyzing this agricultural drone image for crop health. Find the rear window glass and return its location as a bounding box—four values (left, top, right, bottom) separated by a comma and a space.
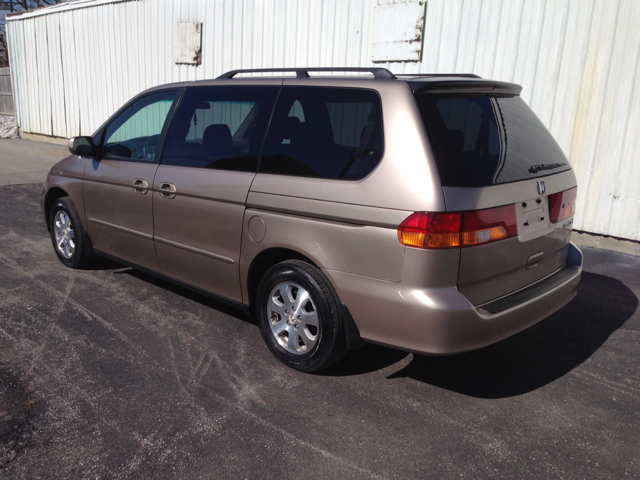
260, 87, 383, 180
415, 95, 570, 187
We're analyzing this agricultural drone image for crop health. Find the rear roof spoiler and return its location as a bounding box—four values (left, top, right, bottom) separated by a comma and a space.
396, 73, 482, 79
410, 79, 522, 96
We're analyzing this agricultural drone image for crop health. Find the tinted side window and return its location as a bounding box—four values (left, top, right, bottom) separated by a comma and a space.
260, 87, 383, 180
103, 90, 177, 161
161, 86, 279, 172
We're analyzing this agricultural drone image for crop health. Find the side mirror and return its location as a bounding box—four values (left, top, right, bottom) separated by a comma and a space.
68, 136, 96, 156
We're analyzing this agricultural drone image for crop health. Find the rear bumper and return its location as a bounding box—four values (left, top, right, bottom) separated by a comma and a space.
326, 242, 583, 355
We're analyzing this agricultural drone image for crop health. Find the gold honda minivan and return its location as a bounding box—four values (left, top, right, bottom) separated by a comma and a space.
41, 68, 582, 371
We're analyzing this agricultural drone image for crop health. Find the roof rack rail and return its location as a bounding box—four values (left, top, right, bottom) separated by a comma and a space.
394, 73, 482, 79
216, 67, 397, 80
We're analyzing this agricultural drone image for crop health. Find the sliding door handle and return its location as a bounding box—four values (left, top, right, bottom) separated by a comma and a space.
132, 178, 149, 194
158, 182, 177, 199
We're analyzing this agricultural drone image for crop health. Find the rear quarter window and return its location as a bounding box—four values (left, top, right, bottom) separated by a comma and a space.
260, 87, 384, 180
416, 95, 570, 187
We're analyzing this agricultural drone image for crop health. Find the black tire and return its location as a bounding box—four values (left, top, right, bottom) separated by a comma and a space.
48, 197, 93, 269
256, 260, 348, 372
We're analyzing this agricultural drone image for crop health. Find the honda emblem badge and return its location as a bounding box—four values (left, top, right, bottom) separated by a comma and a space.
536, 181, 546, 195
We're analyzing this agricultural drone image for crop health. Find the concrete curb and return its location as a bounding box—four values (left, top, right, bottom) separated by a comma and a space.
18, 130, 68, 145
572, 231, 640, 257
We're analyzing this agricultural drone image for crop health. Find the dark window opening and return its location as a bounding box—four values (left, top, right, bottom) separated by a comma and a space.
161, 86, 279, 172
415, 94, 570, 187
260, 87, 384, 180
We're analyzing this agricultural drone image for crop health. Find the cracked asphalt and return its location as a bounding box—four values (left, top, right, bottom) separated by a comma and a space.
0, 182, 639, 479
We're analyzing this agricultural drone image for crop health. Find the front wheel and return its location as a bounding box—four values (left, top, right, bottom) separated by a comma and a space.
49, 197, 93, 269
256, 260, 347, 372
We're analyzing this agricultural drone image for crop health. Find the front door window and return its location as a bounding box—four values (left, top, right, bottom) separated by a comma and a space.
103, 91, 177, 161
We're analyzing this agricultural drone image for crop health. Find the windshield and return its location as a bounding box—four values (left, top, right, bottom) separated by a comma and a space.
415, 95, 570, 187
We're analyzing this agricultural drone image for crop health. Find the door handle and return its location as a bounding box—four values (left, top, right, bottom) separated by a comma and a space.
526, 252, 544, 269
158, 182, 177, 199
132, 178, 149, 194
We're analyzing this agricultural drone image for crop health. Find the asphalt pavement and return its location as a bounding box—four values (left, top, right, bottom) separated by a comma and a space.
0, 150, 639, 478
0, 137, 68, 186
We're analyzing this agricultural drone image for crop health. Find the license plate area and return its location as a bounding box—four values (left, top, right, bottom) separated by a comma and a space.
516, 196, 549, 241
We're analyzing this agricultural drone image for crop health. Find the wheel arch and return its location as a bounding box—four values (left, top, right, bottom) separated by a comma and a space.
246, 247, 318, 311
44, 187, 70, 231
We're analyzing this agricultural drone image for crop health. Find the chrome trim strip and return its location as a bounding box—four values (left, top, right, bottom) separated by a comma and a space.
92, 249, 249, 314
476, 263, 581, 315
154, 236, 235, 264
88, 217, 153, 240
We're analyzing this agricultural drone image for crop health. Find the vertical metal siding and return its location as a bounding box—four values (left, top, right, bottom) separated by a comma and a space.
5, 0, 640, 240
0, 67, 15, 115
380, 0, 640, 241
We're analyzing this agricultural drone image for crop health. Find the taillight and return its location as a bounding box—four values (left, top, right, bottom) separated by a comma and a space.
398, 205, 518, 249
549, 187, 577, 223
397, 212, 462, 249
462, 204, 518, 246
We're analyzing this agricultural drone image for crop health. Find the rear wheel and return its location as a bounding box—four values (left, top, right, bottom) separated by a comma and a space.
49, 197, 93, 269
256, 260, 347, 372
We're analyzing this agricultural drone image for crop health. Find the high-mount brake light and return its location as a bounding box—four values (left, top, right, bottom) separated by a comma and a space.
472, 84, 497, 91
398, 205, 518, 249
549, 187, 577, 223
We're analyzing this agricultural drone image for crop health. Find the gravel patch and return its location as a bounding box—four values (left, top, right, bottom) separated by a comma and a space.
0, 115, 18, 139
0, 365, 34, 468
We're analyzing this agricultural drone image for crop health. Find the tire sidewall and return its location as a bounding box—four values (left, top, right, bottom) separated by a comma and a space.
49, 198, 86, 269
257, 263, 336, 371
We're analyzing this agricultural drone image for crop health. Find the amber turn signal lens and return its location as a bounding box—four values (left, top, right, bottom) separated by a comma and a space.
397, 212, 462, 249
399, 205, 518, 249
399, 231, 461, 249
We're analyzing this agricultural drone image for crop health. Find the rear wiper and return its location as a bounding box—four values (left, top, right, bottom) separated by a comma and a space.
528, 162, 567, 174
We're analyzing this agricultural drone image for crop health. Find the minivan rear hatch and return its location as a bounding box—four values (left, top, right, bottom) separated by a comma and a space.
412, 78, 577, 306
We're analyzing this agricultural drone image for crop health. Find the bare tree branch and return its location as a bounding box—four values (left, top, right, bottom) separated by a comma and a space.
1, 0, 65, 12
0, 0, 65, 66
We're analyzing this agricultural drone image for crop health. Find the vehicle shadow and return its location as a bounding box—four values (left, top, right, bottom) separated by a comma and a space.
321, 344, 411, 376
83, 255, 124, 271
112, 267, 253, 325
324, 271, 638, 398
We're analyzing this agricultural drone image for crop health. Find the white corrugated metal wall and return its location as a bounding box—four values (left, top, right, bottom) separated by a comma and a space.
6, 0, 640, 241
